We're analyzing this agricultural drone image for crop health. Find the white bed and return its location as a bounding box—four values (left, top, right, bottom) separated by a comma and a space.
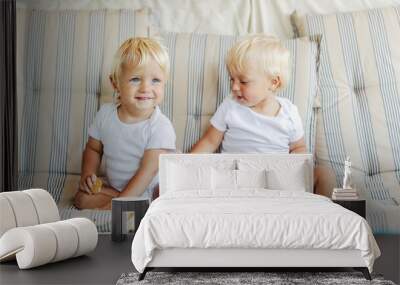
131, 154, 380, 280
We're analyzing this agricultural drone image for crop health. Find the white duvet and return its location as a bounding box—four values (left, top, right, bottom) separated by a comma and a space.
131, 190, 380, 273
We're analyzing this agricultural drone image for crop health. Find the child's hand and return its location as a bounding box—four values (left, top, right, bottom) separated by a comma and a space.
79, 174, 97, 194
74, 191, 111, 209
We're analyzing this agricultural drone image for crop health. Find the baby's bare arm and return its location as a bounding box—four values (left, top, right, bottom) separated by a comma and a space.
118, 149, 166, 197
79, 137, 103, 193
100, 186, 120, 198
289, 137, 307, 153
190, 125, 224, 153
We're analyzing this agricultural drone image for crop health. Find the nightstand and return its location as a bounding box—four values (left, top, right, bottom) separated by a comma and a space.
332, 199, 366, 218
111, 197, 150, 242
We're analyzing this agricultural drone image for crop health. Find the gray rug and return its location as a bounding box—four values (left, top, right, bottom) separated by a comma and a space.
116, 271, 396, 285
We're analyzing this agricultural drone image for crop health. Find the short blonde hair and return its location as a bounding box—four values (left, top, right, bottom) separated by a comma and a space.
110, 37, 170, 86
226, 35, 290, 90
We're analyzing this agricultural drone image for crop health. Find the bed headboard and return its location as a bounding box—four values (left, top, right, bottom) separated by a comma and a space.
159, 154, 314, 195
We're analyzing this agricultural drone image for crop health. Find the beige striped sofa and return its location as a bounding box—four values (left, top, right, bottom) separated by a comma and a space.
16, 4, 399, 234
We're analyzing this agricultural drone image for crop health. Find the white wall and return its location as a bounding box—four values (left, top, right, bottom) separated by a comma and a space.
16, 0, 400, 38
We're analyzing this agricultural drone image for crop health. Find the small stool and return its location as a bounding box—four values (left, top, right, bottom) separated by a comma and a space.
111, 197, 149, 242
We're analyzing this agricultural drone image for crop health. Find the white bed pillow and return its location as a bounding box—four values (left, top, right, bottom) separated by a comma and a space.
267, 165, 306, 191
212, 168, 236, 190
237, 169, 268, 189
211, 168, 268, 191
167, 162, 212, 191
237, 159, 308, 191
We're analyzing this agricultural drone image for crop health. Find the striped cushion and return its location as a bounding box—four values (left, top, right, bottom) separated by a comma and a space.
16, 8, 150, 232
98, 33, 319, 227
139, 32, 319, 154
294, 6, 400, 233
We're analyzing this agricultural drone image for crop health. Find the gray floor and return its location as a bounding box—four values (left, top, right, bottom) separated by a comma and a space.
0, 234, 134, 285
374, 235, 400, 284
1, 234, 399, 285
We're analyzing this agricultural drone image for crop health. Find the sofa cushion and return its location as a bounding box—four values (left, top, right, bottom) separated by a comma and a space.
16, 8, 150, 204
292, 6, 400, 233
166, 33, 317, 152
16, 8, 151, 232
135, 32, 319, 154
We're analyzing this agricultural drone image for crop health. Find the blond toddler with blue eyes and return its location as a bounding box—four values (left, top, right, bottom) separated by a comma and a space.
74, 37, 176, 209
191, 35, 306, 154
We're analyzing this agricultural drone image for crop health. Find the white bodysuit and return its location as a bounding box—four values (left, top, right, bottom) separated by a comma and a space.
210, 96, 304, 153
89, 103, 176, 197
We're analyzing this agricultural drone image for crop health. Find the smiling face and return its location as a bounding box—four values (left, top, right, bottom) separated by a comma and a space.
229, 59, 278, 108
114, 58, 166, 112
